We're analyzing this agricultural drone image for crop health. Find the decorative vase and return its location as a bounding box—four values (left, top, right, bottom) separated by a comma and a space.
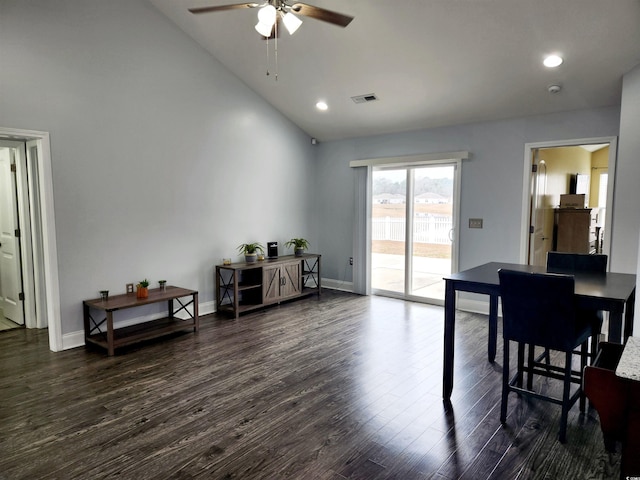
294, 247, 304, 257
245, 253, 258, 263
137, 286, 148, 299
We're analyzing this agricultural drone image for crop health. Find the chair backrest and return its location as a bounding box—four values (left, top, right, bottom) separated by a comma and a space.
498, 269, 578, 351
546, 251, 607, 274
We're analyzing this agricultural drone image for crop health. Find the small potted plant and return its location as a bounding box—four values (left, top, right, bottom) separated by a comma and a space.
137, 278, 150, 299
285, 238, 310, 257
237, 242, 264, 263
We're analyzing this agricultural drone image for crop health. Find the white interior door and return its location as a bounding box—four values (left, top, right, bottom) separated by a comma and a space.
528, 151, 552, 266
0, 146, 25, 324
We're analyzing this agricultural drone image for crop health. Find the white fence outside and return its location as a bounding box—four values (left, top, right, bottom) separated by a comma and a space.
372, 215, 452, 245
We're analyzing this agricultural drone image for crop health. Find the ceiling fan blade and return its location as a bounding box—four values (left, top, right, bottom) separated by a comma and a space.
289, 3, 353, 27
189, 3, 259, 14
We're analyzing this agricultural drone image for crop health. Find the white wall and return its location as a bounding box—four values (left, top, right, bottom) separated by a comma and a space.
617, 64, 640, 275
315, 107, 623, 281
1, 0, 637, 341
0, 0, 316, 336
618, 64, 640, 334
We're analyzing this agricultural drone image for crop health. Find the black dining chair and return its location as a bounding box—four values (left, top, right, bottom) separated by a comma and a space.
546, 251, 608, 274
547, 251, 608, 360
498, 269, 594, 443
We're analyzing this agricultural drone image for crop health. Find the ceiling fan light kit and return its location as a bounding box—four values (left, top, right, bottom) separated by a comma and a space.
281, 11, 302, 35
255, 19, 274, 36
190, 1, 353, 79
255, 3, 277, 36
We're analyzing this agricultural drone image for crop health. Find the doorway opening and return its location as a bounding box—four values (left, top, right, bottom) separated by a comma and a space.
523, 137, 616, 266
370, 162, 460, 304
0, 128, 61, 351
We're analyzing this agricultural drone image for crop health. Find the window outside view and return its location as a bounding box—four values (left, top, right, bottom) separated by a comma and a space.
371, 166, 454, 301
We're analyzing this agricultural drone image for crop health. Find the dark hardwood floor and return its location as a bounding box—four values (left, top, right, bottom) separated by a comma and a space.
0, 290, 620, 479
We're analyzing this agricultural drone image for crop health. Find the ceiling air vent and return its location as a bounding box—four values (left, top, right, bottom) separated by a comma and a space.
351, 93, 378, 104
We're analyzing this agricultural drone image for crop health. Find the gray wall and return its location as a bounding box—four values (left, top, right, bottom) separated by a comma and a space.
0, 0, 315, 335
315, 107, 625, 281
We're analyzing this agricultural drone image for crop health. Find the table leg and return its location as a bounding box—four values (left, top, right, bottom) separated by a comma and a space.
609, 308, 624, 344
443, 279, 456, 400
194, 292, 199, 332
488, 294, 498, 363
107, 311, 114, 356
624, 289, 635, 341
83, 303, 90, 343
233, 270, 240, 319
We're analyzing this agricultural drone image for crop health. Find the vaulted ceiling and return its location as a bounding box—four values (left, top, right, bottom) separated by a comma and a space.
149, 0, 640, 141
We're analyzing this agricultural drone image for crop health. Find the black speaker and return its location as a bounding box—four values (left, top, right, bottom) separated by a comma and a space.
267, 242, 278, 258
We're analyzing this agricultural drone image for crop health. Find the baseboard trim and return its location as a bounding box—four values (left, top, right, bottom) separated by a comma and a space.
322, 278, 354, 293
457, 297, 501, 317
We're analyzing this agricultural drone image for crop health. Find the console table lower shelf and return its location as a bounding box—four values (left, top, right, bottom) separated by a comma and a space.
83, 286, 199, 356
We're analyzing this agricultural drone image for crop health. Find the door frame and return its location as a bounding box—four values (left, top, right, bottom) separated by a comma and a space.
350, 151, 468, 297
0, 127, 62, 351
520, 136, 617, 264
369, 159, 462, 305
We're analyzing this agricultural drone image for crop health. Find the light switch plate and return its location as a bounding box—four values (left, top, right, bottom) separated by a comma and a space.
469, 218, 483, 229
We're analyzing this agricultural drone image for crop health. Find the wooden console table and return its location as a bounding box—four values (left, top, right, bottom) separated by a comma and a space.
216, 254, 321, 318
83, 286, 199, 356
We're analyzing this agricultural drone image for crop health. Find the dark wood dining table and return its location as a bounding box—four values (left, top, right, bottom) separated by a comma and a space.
443, 261, 637, 400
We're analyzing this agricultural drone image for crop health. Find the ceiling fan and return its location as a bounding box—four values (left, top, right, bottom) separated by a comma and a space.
189, 1, 354, 37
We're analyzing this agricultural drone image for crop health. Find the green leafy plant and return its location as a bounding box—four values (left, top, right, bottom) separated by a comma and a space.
237, 242, 265, 255
284, 238, 310, 250
138, 278, 150, 288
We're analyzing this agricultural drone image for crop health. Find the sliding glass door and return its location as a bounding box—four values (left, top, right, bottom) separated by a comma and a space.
371, 163, 458, 304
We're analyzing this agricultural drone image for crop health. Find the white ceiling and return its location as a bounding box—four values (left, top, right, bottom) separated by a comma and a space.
148, 0, 640, 142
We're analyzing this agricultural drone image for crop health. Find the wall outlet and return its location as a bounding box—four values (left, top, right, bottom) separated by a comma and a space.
349, 257, 353, 266
469, 218, 483, 229
126, 283, 134, 294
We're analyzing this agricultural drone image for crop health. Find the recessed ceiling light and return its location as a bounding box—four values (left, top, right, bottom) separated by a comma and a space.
316, 101, 328, 111
543, 54, 563, 68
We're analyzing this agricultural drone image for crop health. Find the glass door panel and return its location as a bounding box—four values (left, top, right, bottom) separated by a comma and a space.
371, 168, 406, 294
371, 164, 456, 304
410, 166, 454, 300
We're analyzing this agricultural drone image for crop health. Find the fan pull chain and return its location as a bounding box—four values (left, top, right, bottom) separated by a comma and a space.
265, 35, 270, 77
274, 18, 278, 81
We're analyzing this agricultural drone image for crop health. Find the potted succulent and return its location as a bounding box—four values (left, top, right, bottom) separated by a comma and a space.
237, 242, 264, 264
137, 278, 150, 299
285, 238, 310, 257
